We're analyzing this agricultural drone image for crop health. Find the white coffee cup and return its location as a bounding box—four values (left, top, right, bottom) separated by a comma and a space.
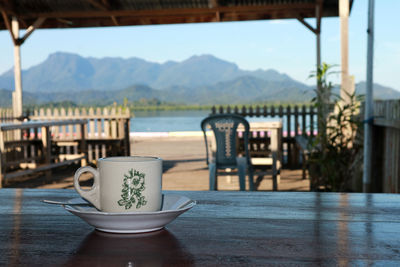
74, 156, 162, 213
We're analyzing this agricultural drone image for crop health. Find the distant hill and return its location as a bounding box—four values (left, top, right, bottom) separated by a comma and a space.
0, 52, 302, 92
1, 80, 398, 107
355, 82, 400, 100
0, 52, 399, 106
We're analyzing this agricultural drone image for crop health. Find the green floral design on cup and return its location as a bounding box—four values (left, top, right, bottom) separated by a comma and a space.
117, 169, 147, 210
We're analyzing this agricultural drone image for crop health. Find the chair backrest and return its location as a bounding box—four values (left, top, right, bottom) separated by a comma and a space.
201, 114, 251, 169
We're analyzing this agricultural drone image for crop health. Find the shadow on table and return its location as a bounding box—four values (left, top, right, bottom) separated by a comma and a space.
63, 229, 194, 266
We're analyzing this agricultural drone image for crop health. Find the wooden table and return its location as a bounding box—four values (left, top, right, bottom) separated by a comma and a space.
1, 189, 400, 265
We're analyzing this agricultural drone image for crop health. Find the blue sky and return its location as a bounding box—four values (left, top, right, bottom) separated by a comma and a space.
0, 1, 399, 91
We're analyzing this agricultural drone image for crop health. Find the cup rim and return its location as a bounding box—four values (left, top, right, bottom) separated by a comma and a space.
98, 156, 162, 163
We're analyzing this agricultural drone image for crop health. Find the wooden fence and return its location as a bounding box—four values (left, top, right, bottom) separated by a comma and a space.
0, 108, 14, 123
371, 100, 400, 193
30, 107, 131, 164
211, 105, 317, 167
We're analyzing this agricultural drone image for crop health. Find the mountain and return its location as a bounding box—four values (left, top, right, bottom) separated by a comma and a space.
0, 52, 301, 92
165, 76, 313, 104
355, 82, 400, 100
1, 52, 399, 107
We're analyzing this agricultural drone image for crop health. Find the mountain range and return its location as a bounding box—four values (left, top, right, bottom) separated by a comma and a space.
0, 52, 399, 107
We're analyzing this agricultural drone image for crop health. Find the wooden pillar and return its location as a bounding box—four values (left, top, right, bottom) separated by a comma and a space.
340, 0, 354, 104
1, 12, 45, 121
11, 17, 23, 120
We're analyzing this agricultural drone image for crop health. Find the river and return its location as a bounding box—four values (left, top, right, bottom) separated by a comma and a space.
130, 110, 309, 133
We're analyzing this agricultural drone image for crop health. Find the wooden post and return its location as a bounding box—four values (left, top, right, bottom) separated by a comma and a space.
41, 126, 52, 179
340, 0, 353, 104
310, 106, 315, 137
124, 119, 130, 156
11, 17, 23, 120
286, 106, 292, 167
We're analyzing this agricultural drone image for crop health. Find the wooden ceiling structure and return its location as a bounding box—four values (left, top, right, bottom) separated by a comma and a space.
0, 0, 352, 30
0, 0, 353, 119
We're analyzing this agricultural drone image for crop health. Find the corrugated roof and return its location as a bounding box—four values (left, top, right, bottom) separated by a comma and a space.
0, 0, 353, 30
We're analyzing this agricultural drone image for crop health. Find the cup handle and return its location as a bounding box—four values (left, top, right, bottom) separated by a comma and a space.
74, 166, 101, 210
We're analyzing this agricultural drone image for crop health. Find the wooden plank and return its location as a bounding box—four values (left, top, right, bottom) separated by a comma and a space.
88, 144, 93, 163
67, 108, 74, 139
3, 156, 85, 180
96, 107, 102, 138
89, 108, 95, 138
118, 117, 124, 139
101, 144, 106, 158
374, 118, 400, 130
81, 109, 89, 139
111, 108, 117, 138
0, 119, 88, 131
60, 108, 67, 139
294, 105, 299, 136
103, 108, 110, 138
94, 144, 99, 161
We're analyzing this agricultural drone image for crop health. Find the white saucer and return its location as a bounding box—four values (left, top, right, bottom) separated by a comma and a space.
64, 194, 196, 233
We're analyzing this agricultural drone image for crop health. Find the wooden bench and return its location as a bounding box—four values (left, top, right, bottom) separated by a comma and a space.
0, 120, 87, 187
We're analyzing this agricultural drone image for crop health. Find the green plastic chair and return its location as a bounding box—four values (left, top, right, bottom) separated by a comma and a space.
201, 114, 254, 191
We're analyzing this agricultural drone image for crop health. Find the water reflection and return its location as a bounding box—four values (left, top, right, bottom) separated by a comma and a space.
313, 192, 323, 266
9, 189, 23, 266
64, 229, 194, 266
337, 194, 349, 266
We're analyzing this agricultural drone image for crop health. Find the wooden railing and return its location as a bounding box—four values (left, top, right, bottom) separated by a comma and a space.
371, 100, 400, 193
211, 105, 317, 167
30, 107, 131, 164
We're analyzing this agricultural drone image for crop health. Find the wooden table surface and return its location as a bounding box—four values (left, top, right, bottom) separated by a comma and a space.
1, 189, 400, 266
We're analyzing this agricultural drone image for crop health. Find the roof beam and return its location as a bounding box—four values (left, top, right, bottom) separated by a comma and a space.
86, 0, 118, 26
0, 0, 17, 16
1, 9, 17, 45
19, 17, 46, 44
87, 0, 109, 11
209, 0, 221, 21
17, 3, 316, 19
1, 10, 46, 45
297, 16, 318, 34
